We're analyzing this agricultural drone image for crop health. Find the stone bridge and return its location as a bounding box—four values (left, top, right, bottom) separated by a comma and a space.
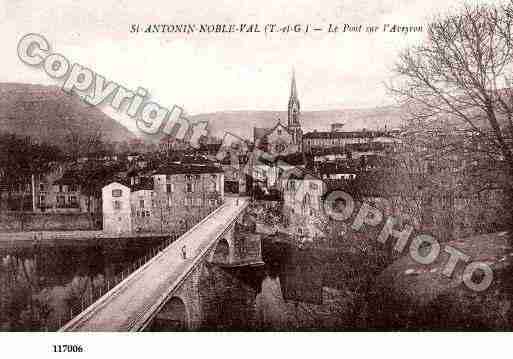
60, 197, 263, 331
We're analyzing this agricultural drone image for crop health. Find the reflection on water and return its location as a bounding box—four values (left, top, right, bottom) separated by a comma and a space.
255, 275, 290, 330
255, 238, 352, 330
0, 238, 167, 331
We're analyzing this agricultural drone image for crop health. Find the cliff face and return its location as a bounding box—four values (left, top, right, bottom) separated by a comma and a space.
0, 83, 136, 146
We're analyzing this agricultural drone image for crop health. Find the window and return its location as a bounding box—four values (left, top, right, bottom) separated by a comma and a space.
186, 183, 193, 193
288, 181, 296, 191
39, 184, 45, 192
69, 196, 78, 205
57, 195, 65, 206
277, 129, 282, 135
166, 183, 173, 193
113, 200, 121, 210
209, 180, 216, 192
302, 194, 311, 209
140, 199, 145, 208
195, 175, 200, 180
152, 200, 156, 207
112, 189, 122, 197
309, 182, 318, 190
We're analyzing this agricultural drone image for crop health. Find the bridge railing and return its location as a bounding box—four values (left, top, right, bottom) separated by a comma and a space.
54, 233, 182, 330
134, 199, 251, 331
60, 198, 248, 332
56, 206, 223, 331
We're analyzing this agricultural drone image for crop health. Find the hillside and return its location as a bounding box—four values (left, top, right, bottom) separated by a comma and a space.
0, 82, 407, 148
0, 83, 136, 146
189, 107, 406, 140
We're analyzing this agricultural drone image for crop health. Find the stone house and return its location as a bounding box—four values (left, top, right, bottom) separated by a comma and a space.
102, 161, 225, 234
281, 172, 327, 240
1, 168, 101, 214
102, 182, 133, 234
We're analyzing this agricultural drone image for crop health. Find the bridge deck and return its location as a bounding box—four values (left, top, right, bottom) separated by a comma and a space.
61, 197, 249, 332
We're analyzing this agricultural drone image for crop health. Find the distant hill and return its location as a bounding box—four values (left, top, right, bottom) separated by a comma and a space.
0, 82, 406, 148
189, 106, 406, 140
0, 83, 136, 147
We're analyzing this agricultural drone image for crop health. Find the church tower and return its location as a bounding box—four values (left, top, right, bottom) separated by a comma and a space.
287, 69, 302, 146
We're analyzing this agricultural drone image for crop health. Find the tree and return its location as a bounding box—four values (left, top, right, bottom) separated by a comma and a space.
0, 133, 62, 212
64, 127, 105, 162
389, 3, 513, 226
389, 2, 513, 327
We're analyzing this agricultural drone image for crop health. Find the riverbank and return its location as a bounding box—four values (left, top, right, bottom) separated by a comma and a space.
0, 230, 176, 250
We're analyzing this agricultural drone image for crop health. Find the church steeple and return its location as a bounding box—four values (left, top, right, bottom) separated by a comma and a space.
288, 69, 300, 128
290, 69, 298, 101
288, 69, 302, 146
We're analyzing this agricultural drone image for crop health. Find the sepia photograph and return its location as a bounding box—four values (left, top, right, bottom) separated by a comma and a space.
1, 0, 513, 357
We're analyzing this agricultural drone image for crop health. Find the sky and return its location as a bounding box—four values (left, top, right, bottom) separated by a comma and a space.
0, 0, 504, 133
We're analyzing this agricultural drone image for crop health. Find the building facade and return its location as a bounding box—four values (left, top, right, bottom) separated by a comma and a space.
102, 161, 225, 234
281, 173, 327, 241
1, 168, 101, 214
302, 129, 399, 154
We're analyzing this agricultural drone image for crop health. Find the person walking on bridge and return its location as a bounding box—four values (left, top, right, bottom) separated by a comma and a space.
181, 245, 187, 259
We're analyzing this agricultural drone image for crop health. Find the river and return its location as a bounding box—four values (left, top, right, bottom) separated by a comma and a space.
0, 234, 354, 331
0, 236, 169, 331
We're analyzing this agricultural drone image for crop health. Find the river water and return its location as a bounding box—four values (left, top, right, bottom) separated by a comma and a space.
0, 237, 168, 331
0, 234, 351, 331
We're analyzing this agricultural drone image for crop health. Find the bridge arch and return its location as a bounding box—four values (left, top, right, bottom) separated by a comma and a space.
148, 296, 190, 331
212, 238, 230, 263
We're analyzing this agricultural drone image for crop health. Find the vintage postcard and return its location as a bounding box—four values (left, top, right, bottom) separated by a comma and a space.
1, 0, 512, 357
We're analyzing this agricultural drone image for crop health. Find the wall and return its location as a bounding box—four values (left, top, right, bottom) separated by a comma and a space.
283, 179, 326, 239
198, 264, 258, 330
0, 211, 98, 232
102, 182, 132, 234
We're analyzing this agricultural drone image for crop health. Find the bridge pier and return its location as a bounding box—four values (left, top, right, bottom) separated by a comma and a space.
146, 261, 261, 331
61, 198, 262, 332
147, 296, 189, 331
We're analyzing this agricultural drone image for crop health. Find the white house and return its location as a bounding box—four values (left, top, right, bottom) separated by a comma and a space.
102, 182, 132, 234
